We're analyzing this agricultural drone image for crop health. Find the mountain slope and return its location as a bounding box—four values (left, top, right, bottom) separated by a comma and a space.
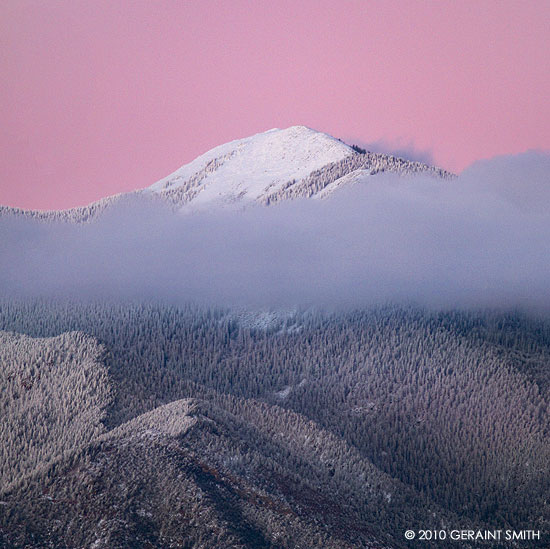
0, 126, 454, 222
2, 302, 549, 548
148, 125, 453, 210
0, 331, 112, 491
148, 126, 355, 209
0, 392, 448, 549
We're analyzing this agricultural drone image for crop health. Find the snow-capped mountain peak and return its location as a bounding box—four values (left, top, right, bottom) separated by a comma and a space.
0, 126, 454, 222
147, 126, 354, 209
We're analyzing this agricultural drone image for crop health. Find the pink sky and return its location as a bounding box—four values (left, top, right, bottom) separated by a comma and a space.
1, 0, 549, 210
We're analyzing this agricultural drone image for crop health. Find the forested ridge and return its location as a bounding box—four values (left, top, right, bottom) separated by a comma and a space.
0, 300, 548, 547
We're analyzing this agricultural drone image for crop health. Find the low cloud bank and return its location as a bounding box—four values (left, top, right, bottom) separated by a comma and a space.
1, 151, 549, 310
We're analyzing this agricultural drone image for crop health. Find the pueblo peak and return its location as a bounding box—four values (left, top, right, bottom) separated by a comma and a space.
148, 126, 354, 203
145, 125, 453, 211
0, 126, 452, 222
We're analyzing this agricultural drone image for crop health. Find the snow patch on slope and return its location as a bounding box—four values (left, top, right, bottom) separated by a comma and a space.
315, 168, 371, 199
226, 308, 300, 331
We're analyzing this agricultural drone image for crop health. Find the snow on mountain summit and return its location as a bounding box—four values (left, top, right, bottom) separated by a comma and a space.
147, 126, 354, 209
0, 126, 454, 222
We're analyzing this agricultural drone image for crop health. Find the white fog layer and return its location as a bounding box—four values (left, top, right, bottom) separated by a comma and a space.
1, 151, 549, 309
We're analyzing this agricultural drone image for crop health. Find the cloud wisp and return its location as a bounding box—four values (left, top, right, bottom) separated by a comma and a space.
349, 138, 435, 166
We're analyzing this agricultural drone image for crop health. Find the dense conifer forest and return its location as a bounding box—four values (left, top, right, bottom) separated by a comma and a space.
0, 300, 548, 547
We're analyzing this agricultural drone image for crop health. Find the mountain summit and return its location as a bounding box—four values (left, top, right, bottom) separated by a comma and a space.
0, 126, 453, 222
147, 126, 354, 209
147, 125, 452, 211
